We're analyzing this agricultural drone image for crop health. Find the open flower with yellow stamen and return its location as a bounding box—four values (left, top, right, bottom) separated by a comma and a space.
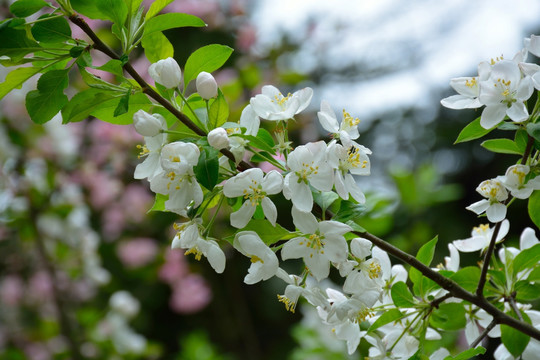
172, 220, 226, 273
281, 206, 351, 281
453, 219, 510, 253
327, 140, 371, 203
283, 141, 334, 212
343, 238, 385, 296
466, 177, 508, 223
233, 231, 279, 284
478, 60, 533, 129
134, 133, 167, 180
501, 164, 540, 199
250, 85, 313, 121
317, 100, 361, 143
223, 168, 283, 228
149, 142, 203, 216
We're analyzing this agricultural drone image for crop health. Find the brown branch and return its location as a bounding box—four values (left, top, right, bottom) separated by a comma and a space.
470, 319, 497, 349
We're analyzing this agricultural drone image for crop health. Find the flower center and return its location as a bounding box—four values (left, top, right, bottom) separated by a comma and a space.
342, 109, 360, 128
368, 262, 382, 279
185, 247, 202, 261
511, 167, 527, 185
136, 144, 150, 159
490, 55, 504, 65
273, 92, 292, 107
295, 162, 319, 184
243, 180, 266, 206
277, 294, 296, 313
473, 224, 490, 235
354, 307, 375, 323
465, 77, 477, 88
250, 255, 264, 264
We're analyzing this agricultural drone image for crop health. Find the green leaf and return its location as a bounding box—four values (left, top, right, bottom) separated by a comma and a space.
10, 0, 48, 17
70, 0, 107, 20
0, 22, 41, 61
331, 200, 366, 223
95, 0, 128, 25
481, 138, 522, 155
148, 193, 168, 212
443, 346, 486, 360
391, 281, 415, 307
194, 146, 219, 190
527, 267, 540, 282
233, 219, 295, 246
141, 31, 173, 63
515, 281, 540, 301
450, 266, 481, 293
79, 67, 123, 91
0, 66, 41, 100
528, 191, 540, 230
183, 44, 233, 87
409, 236, 438, 291
90, 92, 152, 125
345, 220, 366, 233
527, 122, 540, 142
114, 90, 130, 117
61, 89, 118, 123
368, 309, 404, 332
313, 191, 339, 214
513, 243, 540, 275
208, 90, 229, 129
145, 0, 174, 19
95, 59, 124, 77
501, 312, 531, 357
25, 69, 69, 124
515, 129, 529, 154
429, 303, 466, 331
31, 15, 71, 43
454, 117, 493, 144
144, 13, 205, 36
235, 133, 277, 155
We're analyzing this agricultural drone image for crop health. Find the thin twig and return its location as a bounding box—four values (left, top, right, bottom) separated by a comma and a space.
470, 319, 497, 348
508, 295, 525, 322
430, 293, 453, 309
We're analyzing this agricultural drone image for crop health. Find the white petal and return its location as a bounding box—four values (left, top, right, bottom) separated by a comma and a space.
507, 101, 529, 122
520, 227, 539, 250
486, 203, 507, 223
480, 105, 507, 129
292, 205, 318, 234
261, 197, 277, 226
466, 199, 490, 215
441, 95, 482, 109
230, 201, 256, 228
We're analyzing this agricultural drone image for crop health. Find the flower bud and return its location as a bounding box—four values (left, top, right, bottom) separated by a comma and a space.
133, 110, 165, 137
148, 57, 182, 89
208, 127, 229, 150
196, 71, 218, 99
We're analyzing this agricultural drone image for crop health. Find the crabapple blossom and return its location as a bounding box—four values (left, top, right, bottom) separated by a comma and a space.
196, 71, 218, 99
172, 220, 226, 274
317, 100, 361, 142
466, 178, 508, 222
233, 231, 279, 284
134, 133, 167, 180
148, 57, 182, 89
501, 164, 540, 199
342, 238, 384, 295
478, 60, 533, 129
250, 85, 313, 121
149, 142, 203, 215
453, 220, 510, 253
283, 141, 333, 212
327, 140, 371, 203
223, 168, 283, 228
281, 206, 351, 281
440, 61, 490, 109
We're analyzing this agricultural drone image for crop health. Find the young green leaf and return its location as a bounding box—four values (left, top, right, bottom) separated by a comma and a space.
391, 281, 415, 307
0, 22, 41, 61
0, 66, 42, 100
408, 236, 438, 289
226, 219, 295, 246
194, 147, 219, 190
141, 31, 173, 63
443, 346, 486, 360
515, 129, 529, 154
145, 0, 174, 20
367, 308, 404, 333
183, 44, 233, 87
527, 122, 540, 142
501, 312, 531, 357
528, 191, 540, 230
454, 117, 493, 144
61, 89, 118, 123
513, 243, 540, 275
95, 0, 128, 26
429, 303, 466, 331
25, 69, 69, 124
90, 92, 152, 125
114, 90, 130, 117
481, 138, 522, 155
313, 191, 339, 214
10, 0, 49, 17
208, 90, 229, 129
143, 13, 205, 36
148, 193, 168, 212
95, 59, 124, 77
31, 15, 71, 43
450, 266, 481, 292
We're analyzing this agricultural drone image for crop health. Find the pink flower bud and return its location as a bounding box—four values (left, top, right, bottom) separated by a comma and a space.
196, 71, 218, 99
148, 57, 182, 89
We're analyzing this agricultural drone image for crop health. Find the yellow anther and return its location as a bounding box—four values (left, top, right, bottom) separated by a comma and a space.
137, 144, 150, 159
277, 295, 296, 313
273, 92, 292, 106
368, 262, 382, 279
342, 109, 360, 128
250, 255, 264, 264
465, 78, 477, 88
185, 247, 203, 261
355, 308, 375, 323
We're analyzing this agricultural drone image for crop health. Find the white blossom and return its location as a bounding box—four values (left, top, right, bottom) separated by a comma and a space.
132, 110, 166, 137
250, 85, 313, 121
466, 178, 508, 222
196, 71, 218, 99
148, 57, 182, 89
501, 164, 540, 199
453, 220, 510, 253
233, 231, 279, 284
207, 127, 230, 150
317, 100, 361, 142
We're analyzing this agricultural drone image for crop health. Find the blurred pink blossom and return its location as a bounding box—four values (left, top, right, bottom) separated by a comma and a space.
102, 205, 126, 241
159, 249, 189, 283
24, 342, 51, 360
169, 274, 211, 314
28, 271, 53, 302
0, 275, 24, 306
117, 238, 159, 268
120, 184, 153, 223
